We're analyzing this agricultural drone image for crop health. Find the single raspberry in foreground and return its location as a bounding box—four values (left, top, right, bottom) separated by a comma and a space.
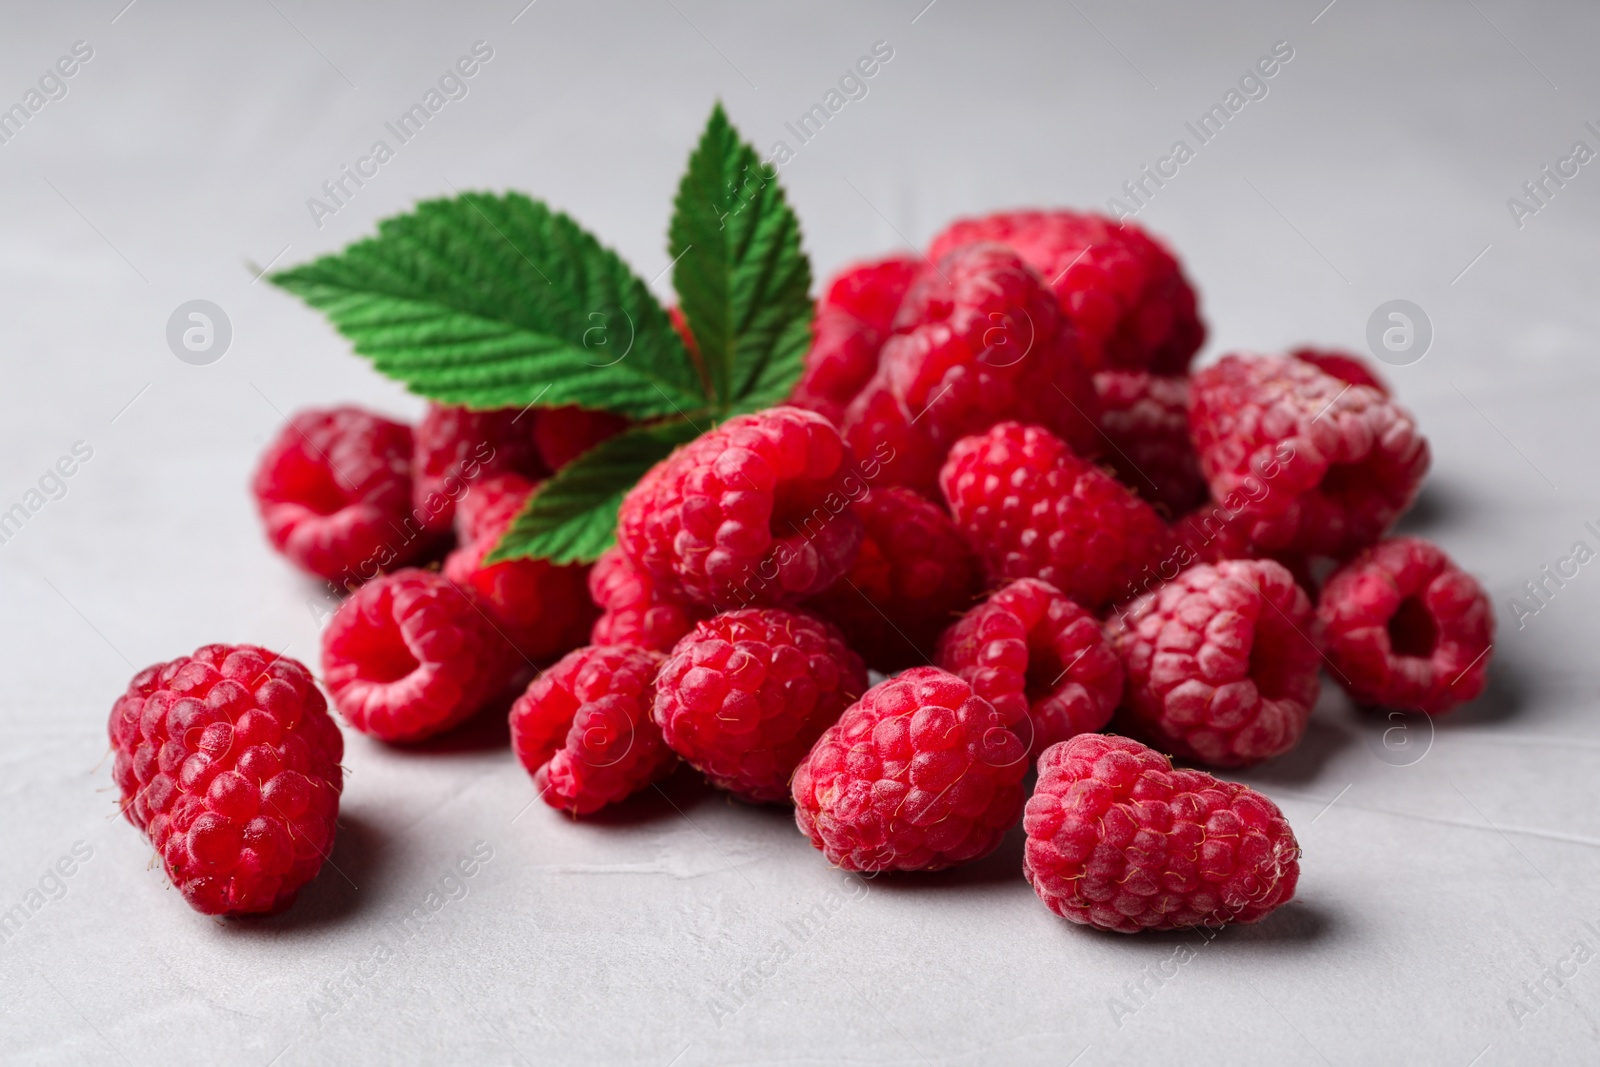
841, 243, 1100, 493
1317, 536, 1494, 715
1108, 559, 1321, 768
1188, 353, 1429, 559
789, 253, 924, 425
251, 406, 429, 584
939, 421, 1168, 612
509, 644, 674, 815
442, 474, 596, 664
589, 546, 709, 654
1024, 734, 1300, 933
616, 406, 864, 609
936, 578, 1122, 757
321, 568, 512, 742
805, 487, 981, 672
653, 609, 868, 803
927, 209, 1204, 375
791, 667, 1027, 872
108, 644, 344, 916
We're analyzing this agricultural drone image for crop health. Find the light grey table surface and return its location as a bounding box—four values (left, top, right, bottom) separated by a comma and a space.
2, 1, 1598, 1064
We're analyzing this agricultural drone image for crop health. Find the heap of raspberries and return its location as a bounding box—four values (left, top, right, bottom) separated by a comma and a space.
111, 207, 1492, 937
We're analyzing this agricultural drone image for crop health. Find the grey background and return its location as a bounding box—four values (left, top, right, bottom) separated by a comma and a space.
2, 1, 1597, 1064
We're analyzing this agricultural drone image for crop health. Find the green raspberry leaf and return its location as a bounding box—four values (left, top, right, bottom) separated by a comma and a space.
486, 417, 705, 566
669, 102, 813, 415
270, 193, 709, 419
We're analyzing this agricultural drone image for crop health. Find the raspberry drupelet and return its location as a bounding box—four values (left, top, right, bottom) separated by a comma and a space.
1291, 347, 1389, 394
1024, 734, 1300, 933
936, 578, 1123, 758
1108, 559, 1322, 768
616, 406, 864, 609
509, 644, 674, 815
653, 609, 868, 803
791, 667, 1028, 872
1317, 536, 1494, 715
1188, 353, 1429, 560
927, 209, 1205, 375
840, 243, 1101, 493
321, 568, 512, 742
251, 406, 428, 584
939, 421, 1168, 613
108, 645, 344, 916
805, 486, 981, 672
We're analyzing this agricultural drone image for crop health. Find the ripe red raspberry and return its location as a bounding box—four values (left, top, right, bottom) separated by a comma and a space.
321, 568, 512, 742
1092, 370, 1208, 518
1188, 353, 1429, 559
939, 421, 1168, 613
653, 609, 867, 802
1023, 734, 1300, 933
1291, 347, 1389, 394
509, 644, 674, 815
790, 253, 924, 425
936, 579, 1122, 757
1317, 537, 1494, 715
928, 210, 1204, 375
588, 546, 709, 653
791, 667, 1028, 872
616, 406, 864, 609
251, 406, 430, 585
805, 487, 981, 671
533, 405, 629, 471
442, 474, 595, 664
840, 244, 1100, 493
108, 645, 343, 916
1108, 559, 1321, 768
411, 403, 546, 537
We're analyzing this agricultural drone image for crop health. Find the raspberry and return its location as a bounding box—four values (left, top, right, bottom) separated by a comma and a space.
1023, 734, 1300, 933
1188, 353, 1430, 559
588, 547, 709, 653
108, 645, 343, 916
509, 644, 674, 814
251, 406, 430, 584
1317, 537, 1494, 715
791, 667, 1028, 872
1291, 347, 1389, 394
411, 403, 546, 537
805, 487, 981, 671
840, 244, 1100, 493
616, 406, 864, 608
533, 406, 629, 471
928, 210, 1204, 374
442, 474, 596, 664
939, 421, 1169, 612
1092, 370, 1208, 518
653, 609, 867, 802
790, 253, 924, 425
321, 568, 512, 742
1108, 559, 1322, 767
936, 579, 1122, 757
